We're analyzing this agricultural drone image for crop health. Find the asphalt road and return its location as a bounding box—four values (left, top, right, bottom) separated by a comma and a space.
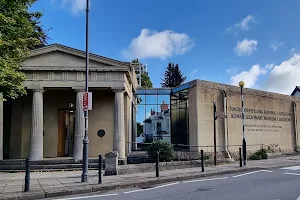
57, 165, 300, 200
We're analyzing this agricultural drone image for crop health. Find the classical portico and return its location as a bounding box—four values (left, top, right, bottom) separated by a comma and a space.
0, 44, 138, 161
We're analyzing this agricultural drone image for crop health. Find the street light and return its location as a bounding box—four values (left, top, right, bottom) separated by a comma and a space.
81, 0, 90, 182
239, 81, 246, 166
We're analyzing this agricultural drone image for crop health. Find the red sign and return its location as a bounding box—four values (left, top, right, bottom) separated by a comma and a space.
83, 92, 88, 111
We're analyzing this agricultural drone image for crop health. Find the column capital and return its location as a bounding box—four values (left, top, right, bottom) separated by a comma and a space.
32, 89, 45, 93
74, 89, 85, 93
112, 88, 125, 93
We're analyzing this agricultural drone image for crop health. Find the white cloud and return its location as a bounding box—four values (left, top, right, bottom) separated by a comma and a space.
290, 48, 297, 55
226, 67, 238, 75
265, 63, 275, 69
190, 69, 198, 77
264, 54, 300, 94
226, 15, 256, 34
122, 29, 194, 60
230, 65, 267, 88
53, 0, 89, 13
270, 41, 284, 51
235, 38, 258, 56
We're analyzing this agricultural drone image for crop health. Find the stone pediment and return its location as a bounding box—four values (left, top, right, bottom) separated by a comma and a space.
21, 43, 130, 71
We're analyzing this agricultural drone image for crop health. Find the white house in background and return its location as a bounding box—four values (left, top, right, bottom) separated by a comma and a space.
291, 86, 300, 97
143, 101, 171, 143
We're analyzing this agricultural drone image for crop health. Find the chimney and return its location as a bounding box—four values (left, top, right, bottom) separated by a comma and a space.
160, 101, 168, 112
151, 109, 156, 115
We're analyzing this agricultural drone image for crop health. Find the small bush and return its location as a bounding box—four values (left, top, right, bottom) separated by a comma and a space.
199, 153, 211, 160
249, 148, 268, 160
147, 140, 175, 162
249, 153, 261, 160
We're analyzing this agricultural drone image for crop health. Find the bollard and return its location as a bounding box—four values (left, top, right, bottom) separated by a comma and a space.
98, 155, 102, 184
201, 150, 204, 172
156, 152, 159, 177
239, 147, 242, 167
24, 158, 30, 192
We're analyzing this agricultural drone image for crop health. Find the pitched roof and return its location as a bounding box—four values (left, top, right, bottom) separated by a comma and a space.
28, 43, 130, 68
291, 86, 300, 96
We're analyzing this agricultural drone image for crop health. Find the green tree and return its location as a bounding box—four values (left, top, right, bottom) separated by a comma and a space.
0, 0, 48, 100
137, 122, 143, 137
141, 73, 153, 88
131, 59, 153, 88
161, 63, 186, 88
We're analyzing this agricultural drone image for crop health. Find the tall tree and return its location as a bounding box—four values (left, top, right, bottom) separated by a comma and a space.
0, 0, 48, 100
161, 63, 186, 88
141, 73, 153, 88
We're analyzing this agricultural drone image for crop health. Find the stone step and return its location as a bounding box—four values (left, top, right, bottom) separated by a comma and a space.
0, 163, 105, 172
0, 168, 96, 173
0, 158, 100, 166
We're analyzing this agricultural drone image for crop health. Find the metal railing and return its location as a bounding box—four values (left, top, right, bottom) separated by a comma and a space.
127, 141, 265, 164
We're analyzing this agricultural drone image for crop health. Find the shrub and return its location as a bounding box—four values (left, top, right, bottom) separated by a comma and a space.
249, 148, 268, 160
147, 140, 175, 162
199, 153, 211, 161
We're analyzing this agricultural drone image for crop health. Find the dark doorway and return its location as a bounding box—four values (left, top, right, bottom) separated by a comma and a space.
3, 99, 12, 159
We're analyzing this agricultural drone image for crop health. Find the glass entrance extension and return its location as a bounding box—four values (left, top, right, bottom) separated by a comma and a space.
134, 83, 190, 149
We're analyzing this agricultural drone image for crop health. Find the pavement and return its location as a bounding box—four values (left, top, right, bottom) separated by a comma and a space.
1, 155, 300, 200
54, 165, 300, 200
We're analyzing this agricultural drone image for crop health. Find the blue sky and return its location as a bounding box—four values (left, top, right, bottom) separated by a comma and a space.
31, 0, 300, 95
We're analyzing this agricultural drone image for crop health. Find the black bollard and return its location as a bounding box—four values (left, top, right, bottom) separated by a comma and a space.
201, 150, 204, 172
156, 152, 159, 177
98, 155, 102, 184
239, 147, 242, 167
24, 158, 30, 192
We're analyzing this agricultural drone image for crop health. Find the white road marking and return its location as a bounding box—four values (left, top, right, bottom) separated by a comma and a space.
183, 177, 228, 183
124, 182, 179, 194
284, 172, 300, 176
297, 195, 300, 200
259, 170, 273, 172
281, 165, 300, 170
232, 171, 260, 178
58, 193, 118, 200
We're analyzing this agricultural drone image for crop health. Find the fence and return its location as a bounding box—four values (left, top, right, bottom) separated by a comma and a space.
127, 141, 266, 164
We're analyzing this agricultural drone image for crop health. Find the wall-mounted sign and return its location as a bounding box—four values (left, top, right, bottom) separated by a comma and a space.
83, 92, 92, 111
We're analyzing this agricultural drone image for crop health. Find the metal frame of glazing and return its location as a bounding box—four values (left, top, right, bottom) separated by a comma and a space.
133, 83, 190, 148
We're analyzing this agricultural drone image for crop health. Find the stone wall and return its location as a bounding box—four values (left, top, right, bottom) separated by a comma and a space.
10, 89, 117, 159
188, 80, 300, 153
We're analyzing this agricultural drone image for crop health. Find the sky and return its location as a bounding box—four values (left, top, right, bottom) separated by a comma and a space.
31, 0, 300, 95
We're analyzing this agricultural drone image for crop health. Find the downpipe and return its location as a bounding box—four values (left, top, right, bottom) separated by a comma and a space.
292, 101, 299, 149
222, 90, 232, 159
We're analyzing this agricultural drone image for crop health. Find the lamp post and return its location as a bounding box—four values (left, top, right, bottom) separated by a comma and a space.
81, 0, 89, 182
239, 81, 246, 166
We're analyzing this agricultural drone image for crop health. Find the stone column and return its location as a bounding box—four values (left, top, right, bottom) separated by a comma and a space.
29, 89, 44, 161
113, 89, 126, 160
132, 102, 137, 151
0, 93, 3, 160
73, 90, 85, 161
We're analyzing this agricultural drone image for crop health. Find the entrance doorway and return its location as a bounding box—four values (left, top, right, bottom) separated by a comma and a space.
57, 110, 75, 157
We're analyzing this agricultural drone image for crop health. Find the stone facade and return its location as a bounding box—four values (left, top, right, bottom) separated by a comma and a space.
188, 80, 300, 154
1, 44, 300, 162
0, 44, 138, 161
